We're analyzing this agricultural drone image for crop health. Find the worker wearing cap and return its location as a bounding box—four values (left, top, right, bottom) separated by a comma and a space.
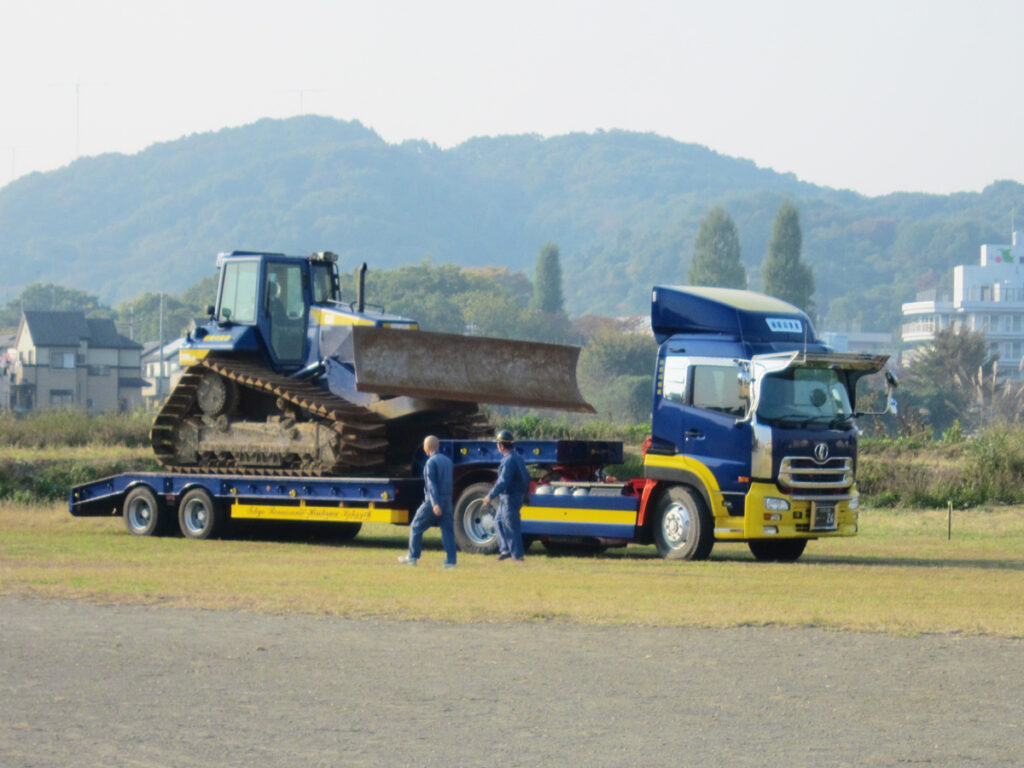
482, 430, 531, 561
399, 435, 457, 568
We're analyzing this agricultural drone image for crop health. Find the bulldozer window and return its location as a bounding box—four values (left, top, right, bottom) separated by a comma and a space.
311, 263, 337, 304
265, 263, 306, 362
219, 261, 259, 323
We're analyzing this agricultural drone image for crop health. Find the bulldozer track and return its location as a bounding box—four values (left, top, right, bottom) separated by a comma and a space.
150, 357, 491, 477
150, 358, 388, 477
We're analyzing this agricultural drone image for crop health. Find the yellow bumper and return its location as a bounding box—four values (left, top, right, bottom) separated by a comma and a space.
713, 481, 859, 540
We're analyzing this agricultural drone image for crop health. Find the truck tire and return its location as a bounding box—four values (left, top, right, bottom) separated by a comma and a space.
123, 485, 170, 537
454, 482, 498, 555
653, 485, 714, 561
178, 487, 227, 540
748, 539, 807, 562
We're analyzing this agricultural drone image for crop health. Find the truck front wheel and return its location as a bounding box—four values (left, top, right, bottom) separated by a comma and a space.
454, 482, 498, 555
653, 485, 713, 561
178, 488, 227, 540
748, 539, 807, 562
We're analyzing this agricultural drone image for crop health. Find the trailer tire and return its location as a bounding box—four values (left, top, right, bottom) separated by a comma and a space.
454, 482, 499, 555
653, 485, 713, 561
748, 539, 807, 562
123, 486, 170, 537
178, 488, 226, 540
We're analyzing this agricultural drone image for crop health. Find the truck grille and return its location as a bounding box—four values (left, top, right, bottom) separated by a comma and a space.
778, 456, 852, 489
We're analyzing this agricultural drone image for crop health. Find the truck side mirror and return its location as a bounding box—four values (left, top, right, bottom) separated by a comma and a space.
854, 367, 899, 417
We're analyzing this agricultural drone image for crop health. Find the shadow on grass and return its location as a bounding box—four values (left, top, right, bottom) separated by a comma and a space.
709, 550, 1024, 571
207, 522, 1024, 571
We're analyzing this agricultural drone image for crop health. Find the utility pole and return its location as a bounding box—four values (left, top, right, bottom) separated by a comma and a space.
158, 292, 165, 396
53, 81, 104, 158
277, 88, 326, 115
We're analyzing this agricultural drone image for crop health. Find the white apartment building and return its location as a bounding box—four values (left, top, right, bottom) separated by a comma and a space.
902, 231, 1024, 378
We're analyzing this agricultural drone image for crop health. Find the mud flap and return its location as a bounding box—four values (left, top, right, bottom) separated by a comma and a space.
351, 326, 595, 413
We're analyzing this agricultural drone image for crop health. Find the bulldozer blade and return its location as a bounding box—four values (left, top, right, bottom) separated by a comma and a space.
351, 326, 596, 413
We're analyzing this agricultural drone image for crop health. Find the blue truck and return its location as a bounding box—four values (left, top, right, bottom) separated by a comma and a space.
70, 252, 895, 561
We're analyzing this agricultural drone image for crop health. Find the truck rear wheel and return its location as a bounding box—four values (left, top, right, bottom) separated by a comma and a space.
123, 485, 170, 537
454, 482, 498, 555
748, 539, 807, 562
178, 487, 227, 540
653, 485, 713, 561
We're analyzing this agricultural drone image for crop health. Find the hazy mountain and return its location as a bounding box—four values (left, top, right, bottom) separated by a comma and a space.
0, 115, 1020, 331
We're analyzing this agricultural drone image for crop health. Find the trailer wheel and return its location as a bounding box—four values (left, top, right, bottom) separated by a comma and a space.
178, 488, 226, 540
454, 482, 498, 555
748, 539, 807, 562
653, 485, 713, 561
123, 486, 169, 537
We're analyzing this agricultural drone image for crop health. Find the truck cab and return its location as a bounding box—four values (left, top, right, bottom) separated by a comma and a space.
644, 286, 895, 561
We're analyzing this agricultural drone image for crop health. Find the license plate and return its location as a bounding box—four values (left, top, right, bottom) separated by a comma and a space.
813, 504, 837, 531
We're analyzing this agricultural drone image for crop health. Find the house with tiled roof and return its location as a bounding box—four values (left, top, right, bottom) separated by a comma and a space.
7, 311, 144, 412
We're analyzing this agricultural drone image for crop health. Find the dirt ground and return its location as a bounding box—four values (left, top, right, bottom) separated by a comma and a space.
1, 596, 1021, 768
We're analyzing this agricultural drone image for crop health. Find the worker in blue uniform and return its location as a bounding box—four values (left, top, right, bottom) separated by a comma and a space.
483, 429, 531, 561
399, 435, 457, 568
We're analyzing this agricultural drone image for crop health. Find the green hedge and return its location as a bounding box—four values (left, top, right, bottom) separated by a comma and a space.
858, 424, 1024, 507
0, 456, 160, 503
0, 410, 152, 448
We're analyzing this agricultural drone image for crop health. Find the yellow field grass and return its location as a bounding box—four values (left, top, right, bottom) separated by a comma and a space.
2, 502, 1022, 636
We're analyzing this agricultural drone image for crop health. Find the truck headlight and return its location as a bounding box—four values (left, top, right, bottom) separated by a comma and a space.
764, 497, 790, 511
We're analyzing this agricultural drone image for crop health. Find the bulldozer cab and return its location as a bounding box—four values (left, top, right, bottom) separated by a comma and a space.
215, 251, 321, 370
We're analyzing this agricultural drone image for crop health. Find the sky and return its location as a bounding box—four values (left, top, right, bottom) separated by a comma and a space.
1, 0, 1021, 197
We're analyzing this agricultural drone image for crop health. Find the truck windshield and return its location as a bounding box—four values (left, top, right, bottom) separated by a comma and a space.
756, 367, 853, 429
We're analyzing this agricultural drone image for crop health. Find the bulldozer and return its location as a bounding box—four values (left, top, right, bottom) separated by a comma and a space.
151, 250, 593, 476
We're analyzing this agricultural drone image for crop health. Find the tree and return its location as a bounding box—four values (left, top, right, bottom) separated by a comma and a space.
530, 243, 565, 314
180, 275, 220, 316
903, 327, 997, 434
115, 293, 193, 344
577, 326, 658, 423
762, 202, 815, 314
0, 283, 112, 328
687, 208, 746, 288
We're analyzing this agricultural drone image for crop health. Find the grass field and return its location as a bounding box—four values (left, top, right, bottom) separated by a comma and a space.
2, 502, 1022, 637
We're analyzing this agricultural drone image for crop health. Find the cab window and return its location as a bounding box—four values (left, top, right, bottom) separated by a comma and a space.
692, 363, 747, 416
311, 263, 338, 304
662, 355, 688, 403
219, 261, 259, 323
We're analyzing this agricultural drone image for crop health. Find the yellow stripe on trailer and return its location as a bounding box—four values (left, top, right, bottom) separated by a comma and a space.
231, 501, 409, 524
522, 505, 638, 526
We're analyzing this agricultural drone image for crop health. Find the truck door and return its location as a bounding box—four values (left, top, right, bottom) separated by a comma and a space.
653, 355, 751, 495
